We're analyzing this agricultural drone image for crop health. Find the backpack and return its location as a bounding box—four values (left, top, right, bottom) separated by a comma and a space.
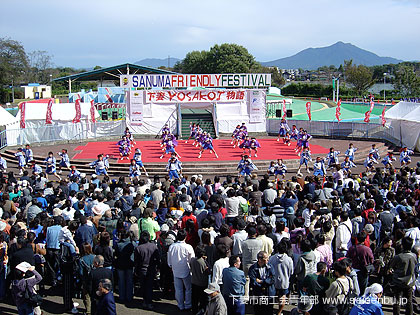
298, 256, 317, 282
325, 277, 356, 315
79, 257, 93, 279
59, 243, 77, 273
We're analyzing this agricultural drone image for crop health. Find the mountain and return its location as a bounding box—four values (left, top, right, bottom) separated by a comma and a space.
261, 42, 402, 70
134, 57, 180, 68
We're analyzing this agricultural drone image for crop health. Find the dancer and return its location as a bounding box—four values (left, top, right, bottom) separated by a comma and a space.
198, 132, 219, 159
44, 151, 61, 180
185, 122, 197, 144
369, 144, 380, 161
345, 143, 358, 162
277, 119, 290, 141
364, 152, 378, 175
117, 136, 131, 160
382, 152, 396, 169
166, 154, 182, 180
283, 132, 291, 146
297, 146, 311, 175
15, 148, 26, 175
23, 144, 34, 165
68, 165, 81, 179
129, 159, 141, 180
124, 127, 136, 146
296, 130, 312, 156
326, 147, 340, 169
231, 124, 241, 147
341, 156, 356, 173
275, 159, 287, 179
237, 155, 257, 177
160, 138, 181, 160
249, 137, 261, 158
313, 157, 327, 177
133, 148, 149, 176
0, 153, 7, 174
400, 147, 414, 166
290, 125, 299, 140
267, 161, 276, 177
90, 154, 109, 176
30, 160, 42, 176
57, 149, 71, 174
239, 136, 251, 156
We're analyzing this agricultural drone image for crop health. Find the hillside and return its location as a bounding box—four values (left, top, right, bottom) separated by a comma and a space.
134, 57, 180, 68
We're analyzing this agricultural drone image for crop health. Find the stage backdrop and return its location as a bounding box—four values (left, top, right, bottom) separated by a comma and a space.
126, 89, 266, 135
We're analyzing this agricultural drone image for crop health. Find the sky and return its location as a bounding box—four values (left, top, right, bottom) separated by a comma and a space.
1, 0, 420, 68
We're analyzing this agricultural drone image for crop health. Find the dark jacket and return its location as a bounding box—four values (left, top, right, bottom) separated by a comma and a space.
347, 244, 374, 271
389, 251, 417, 288
88, 267, 113, 297
10, 246, 35, 272
114, 238, 135, 270
96, 290, 116, 315
12, 270, 42, 307
134, 242, 160, 276
248, 262, 276, 297
75, 224, 97, 248
93, 245, 113, 268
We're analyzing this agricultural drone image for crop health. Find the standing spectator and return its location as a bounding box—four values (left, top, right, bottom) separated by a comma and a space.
231, 218, 248, 257
96, 278, 116, 315
225, 189, 240, 226
74, 216, 97, 248
80, 244, 95, 315
269, 239, 294, 315
346, 232, 374, 295
256, 224, 274, 255
138, 208, 160, 241
249, 251, 275, 314
389, 236, 417, 315
212, 244, 230, 290
204, 282, 228, 315
134, 230, 159, 310
88, 255, 113, 315
242, 226, 262, 298
114, 230, 135, 305
191, 245, 210, 314
294, 239, 317, 292
167, 229, 195, 311
222, 255, 246, 315
12, 262, 42, 315
302, 261, 330, 314
94, 232, 113, 269
263, 182, 277, 207
45, 216, 63, 286
336, 212, 352, 258
214, 224, 233, 256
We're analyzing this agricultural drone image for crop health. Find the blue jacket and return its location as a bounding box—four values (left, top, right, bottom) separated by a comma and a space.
222, 266, 246, 297
349, 295, 384, 315
248, 262, 276, 297
74, 224, 97, 248
96, 291, 116, 315
46, 225, 62, 249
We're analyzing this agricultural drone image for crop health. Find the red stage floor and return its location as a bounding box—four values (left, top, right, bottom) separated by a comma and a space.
73, 139, 329, 163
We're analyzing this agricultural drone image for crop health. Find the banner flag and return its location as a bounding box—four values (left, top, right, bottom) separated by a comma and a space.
19, 102, 26, 129
335, 99, 342, 122
90, 100, 96, 123
306, 102, 311, 121
364, 98, 375, 123
45, 99, 53, 124
381, 105, 387, 126
282, 99, 287, 119
72, 99, 81, 123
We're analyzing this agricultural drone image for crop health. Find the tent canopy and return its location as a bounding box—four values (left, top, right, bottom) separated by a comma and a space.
17, 102, 99, 121
385, 101, 420, 121
0, 106, 19, 126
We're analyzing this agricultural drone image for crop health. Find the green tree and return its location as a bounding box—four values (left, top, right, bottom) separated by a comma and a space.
173, 50, 208, 73
93, 65, 102, 70
344, 60, 375, 96
0, 37, 28, 86
27, 50, 54, 83
394, 65, 420, 97
262, 67, 285, 87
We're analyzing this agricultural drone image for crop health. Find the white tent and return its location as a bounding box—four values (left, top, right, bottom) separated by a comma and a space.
7, 102, 112, 146
385, 101, 420, 150
0, 106, 20, 147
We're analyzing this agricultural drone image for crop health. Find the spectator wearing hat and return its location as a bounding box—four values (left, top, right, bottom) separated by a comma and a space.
12, 262, 42, 315
181, 205, 198, 230
290, 296, 313, 315
204, 282, 227, 315
167, 229, 195, 311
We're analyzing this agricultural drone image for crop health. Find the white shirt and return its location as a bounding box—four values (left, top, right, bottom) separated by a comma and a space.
212, 257, 229, 285
406, 227, 420, 247
336, 220, 352, 251
62, 208, 76, 221
167, 241, 195, 278
225, 196, 240, 217
302, 208, 315, 228
92, 202, 110, 216
232, 230, 248, 256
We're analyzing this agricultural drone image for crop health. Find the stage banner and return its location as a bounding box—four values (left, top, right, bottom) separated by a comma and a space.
306, 102, 312, 121
364, 98, 375, 123
72, 99, 81, 123
129, 90, 144, 126
381, 105, 387, 126
45, 99, 53, 124
335, 99, 342, 122
249, 90, 266, 123
144, 89, 247, 104
19, 102, 26, 129
282, 99, 287, 119
90, 100, 96, 123
120, 73, 271, 89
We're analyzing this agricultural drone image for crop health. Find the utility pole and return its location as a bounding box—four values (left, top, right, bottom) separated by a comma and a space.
168, 55, 170, 68
337, 78, 340, 101
11, 78, 14, 103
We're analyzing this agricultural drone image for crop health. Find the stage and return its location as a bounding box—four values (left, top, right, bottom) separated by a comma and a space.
73, 138, 330, 163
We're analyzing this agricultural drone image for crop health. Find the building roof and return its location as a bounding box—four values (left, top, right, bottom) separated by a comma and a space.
52, 63, 177, 82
